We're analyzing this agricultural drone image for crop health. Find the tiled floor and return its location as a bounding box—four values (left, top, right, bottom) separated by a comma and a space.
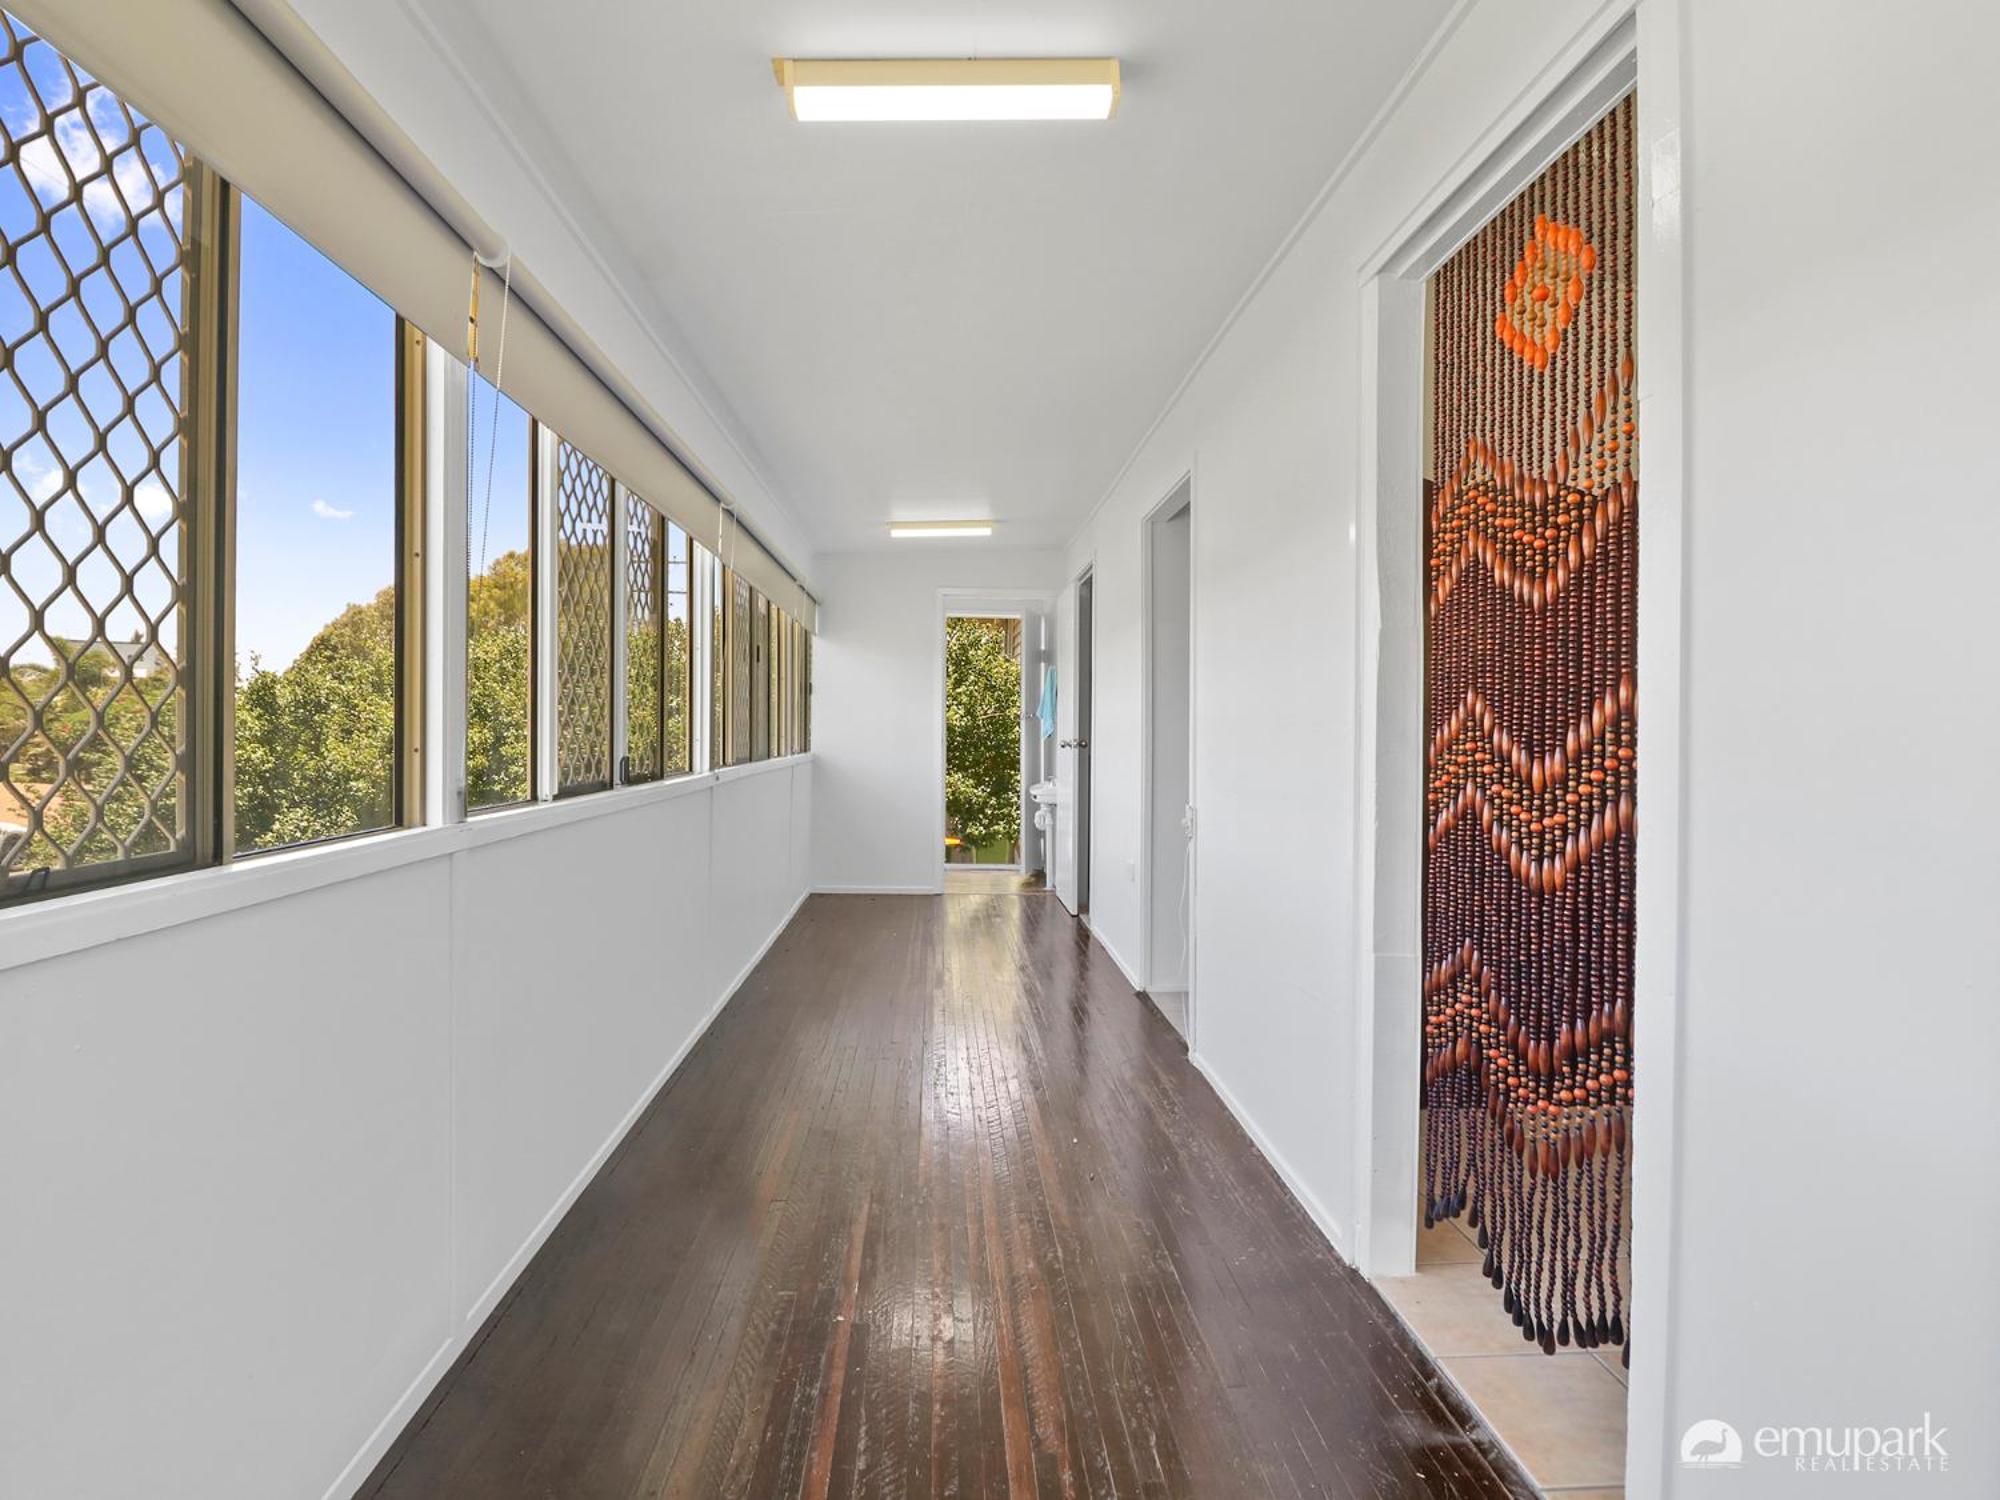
942, 866, 1047, 893
1377, 1216, 1628, 1495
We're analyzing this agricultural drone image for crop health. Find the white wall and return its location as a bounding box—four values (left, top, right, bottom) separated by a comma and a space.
0, 760, 813, 1499
1063, 0, 2000, 1493
1666, 2, 1998, 1493
810, 548, 1063, 894
1146, 500, 1192, 991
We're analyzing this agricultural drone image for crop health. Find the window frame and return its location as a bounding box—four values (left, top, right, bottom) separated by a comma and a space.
0, 21, 815, 915
618, 485, 666, 787
0, 112, 226, 906
220, 183, 425, 860
545, 434, 615, 798
457, 375, 539, 818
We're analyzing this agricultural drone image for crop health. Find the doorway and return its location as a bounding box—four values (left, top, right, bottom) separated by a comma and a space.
942, 612, 1024, 870
1357, 36, 1653, 1497
1145, 484, 1193, 1040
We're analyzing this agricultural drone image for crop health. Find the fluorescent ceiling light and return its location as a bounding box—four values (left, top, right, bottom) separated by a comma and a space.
889, 521, 994, 539
772, 58, 1120, 123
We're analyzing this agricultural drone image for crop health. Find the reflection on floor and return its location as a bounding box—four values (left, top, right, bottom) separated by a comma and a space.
1378, 1215, 1629, 1495
362, 894, 1535, 1498
942, 866, 1047, 893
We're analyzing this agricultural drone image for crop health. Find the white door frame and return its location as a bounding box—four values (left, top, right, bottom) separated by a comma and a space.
1052, 563, 1094, 917
1347, 8, 1686, 1496
935, 590, 1055, 888
1138, 471, 1198, 1043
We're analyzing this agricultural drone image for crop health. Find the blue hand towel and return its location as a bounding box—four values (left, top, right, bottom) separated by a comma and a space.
1037, 666, 1057, 739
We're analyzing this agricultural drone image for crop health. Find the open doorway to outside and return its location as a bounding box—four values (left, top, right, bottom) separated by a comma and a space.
943, 613, 1024, 871
1144, 482, 1193, 1042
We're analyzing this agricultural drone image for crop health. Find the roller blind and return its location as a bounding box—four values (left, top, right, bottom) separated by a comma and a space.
13, 0, 816, 628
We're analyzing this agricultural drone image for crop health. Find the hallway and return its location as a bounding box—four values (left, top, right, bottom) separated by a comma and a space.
362, 894, 1533, 1499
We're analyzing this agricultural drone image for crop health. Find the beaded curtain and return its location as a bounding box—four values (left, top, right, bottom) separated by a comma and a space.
1422, 93, 1635, 1361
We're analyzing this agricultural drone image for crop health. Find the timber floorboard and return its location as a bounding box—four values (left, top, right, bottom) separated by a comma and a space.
360, 893, 1534, 1499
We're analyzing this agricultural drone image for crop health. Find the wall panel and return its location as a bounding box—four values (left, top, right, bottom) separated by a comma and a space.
0, 761, 812, 1499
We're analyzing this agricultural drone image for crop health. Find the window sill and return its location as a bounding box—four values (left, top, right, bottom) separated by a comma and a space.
0, 753, 812, 976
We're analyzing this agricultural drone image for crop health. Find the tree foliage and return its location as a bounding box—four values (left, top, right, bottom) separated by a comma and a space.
467, 548, 532, 808
4, 544, 697, 876
943, 616, 1020, 855
233, 586, 398, 850
3, 645, 181, 868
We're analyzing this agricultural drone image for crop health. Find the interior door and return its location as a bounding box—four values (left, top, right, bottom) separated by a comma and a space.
1051, 580, 1079, 911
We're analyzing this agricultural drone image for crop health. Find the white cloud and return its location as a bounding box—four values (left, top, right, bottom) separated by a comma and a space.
134, 478, 173, 522
12, 449, 63, 501
310, 498, 355, 522
15, 89, 174, 236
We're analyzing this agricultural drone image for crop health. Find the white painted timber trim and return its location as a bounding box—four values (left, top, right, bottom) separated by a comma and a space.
0, 755, 812, 974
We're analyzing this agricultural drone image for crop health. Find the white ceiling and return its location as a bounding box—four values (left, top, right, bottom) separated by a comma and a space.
398, 0, 1456, 554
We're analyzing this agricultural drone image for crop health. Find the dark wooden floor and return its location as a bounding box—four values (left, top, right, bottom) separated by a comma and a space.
362, 893, 1532, 1499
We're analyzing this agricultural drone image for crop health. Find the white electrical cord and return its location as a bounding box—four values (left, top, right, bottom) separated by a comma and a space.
468, 251, 513, 576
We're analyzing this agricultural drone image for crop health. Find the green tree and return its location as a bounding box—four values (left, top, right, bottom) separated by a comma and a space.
664, 613, 690, 774
12, 643, 181, 869
232, 586, 397, 850
467, 548, 532, 807
944, 616, 1020, 857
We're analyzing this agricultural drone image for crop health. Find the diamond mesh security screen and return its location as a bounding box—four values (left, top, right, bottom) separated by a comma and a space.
1, 14, 199, 893
623, 493, 662, 784
554, 440, 611, 792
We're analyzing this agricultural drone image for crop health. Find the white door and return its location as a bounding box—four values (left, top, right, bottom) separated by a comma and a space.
1051, 580, 1079, 912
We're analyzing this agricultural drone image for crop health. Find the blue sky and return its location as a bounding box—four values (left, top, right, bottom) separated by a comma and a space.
468, 370, 530, 580
4, 19, 681, 685
236, 196, 398, 671
2, 28, 189, 667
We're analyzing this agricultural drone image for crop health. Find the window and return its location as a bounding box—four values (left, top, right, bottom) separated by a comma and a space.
706, 550, 724, 767
724, 568, 751, 765
230, 197, 405, 852
664, 519, 691, 775
1, 19, 206, 896
466, 374, 532, 810
622, 491, 662, 784
0, 18, 814, 908
773, 605, 792, 755
751, 590, 770, 761
552, 438, 612, 794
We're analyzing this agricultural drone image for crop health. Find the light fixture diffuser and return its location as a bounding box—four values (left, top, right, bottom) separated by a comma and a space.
772, 58, 1120, 123
889, 521, 995, 539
